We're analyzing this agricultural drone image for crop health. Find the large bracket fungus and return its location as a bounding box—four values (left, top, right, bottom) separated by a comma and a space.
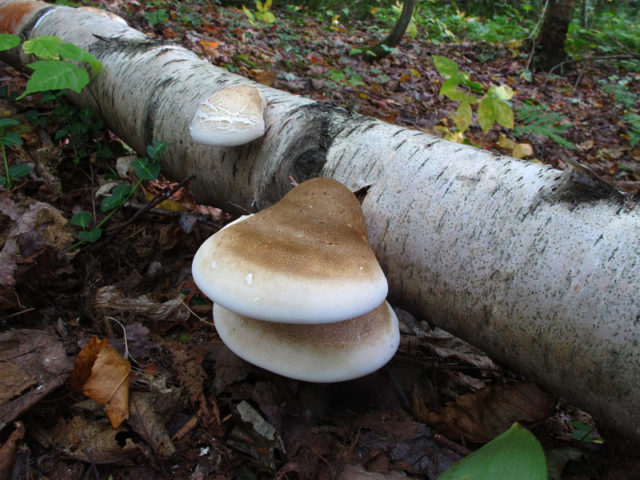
192, 177, 399, 382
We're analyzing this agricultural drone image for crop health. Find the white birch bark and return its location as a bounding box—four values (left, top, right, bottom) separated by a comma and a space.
2, 0, 639, 443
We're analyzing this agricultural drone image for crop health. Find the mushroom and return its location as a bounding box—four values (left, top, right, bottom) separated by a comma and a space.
189, 85, 266, 147
212, 301, 400, 382
191, 177, 388, 323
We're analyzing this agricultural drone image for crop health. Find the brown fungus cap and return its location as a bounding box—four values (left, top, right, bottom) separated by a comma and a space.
213, 301, 400, 382
189, 85, 266, 147
191, 177, 388, 323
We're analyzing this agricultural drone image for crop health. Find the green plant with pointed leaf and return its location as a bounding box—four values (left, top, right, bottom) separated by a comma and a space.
433, 55, 514, 136
243, 0, 276, 26
0, 118, 32, 190
69, 140, 170, 249
438, 423, 547, 480
0, 34, 101, 100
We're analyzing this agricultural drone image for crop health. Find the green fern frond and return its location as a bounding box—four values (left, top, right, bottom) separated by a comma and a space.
514, 103, 575, 149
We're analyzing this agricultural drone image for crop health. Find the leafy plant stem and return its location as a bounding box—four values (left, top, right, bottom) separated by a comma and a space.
1, 143, 10, 190
68, 178, 143, 251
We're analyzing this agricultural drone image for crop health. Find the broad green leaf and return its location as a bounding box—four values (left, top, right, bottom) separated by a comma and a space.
8, 164, 32, 179
101, 184, 132, 212
374, 74, 390, 84
0, 33, 20, 51
348, 74, 365, 87
327, 68, 346, 82
18, 60, 90, 99
407, 20, 418, 39
0, 131, 24, 147
443, 88, 466, 102
242, 5, 255, 21
133, 158, 161, 181
261, 11, 276, 23
432, 55, 458, 78
494, 98, 514, 129
464, 79, 485, 94
22, 36, 62, 60
56, 42, 102, 76
438, 423, 547, 480
146, 140, 169, 160
71, 210, 93, 228
439, 75, 463, 96
453, 101, 472, 133
488, 84, 515, 100
478, 96, 500, 132
78, 227, 102, 243
0, 118, 20, 129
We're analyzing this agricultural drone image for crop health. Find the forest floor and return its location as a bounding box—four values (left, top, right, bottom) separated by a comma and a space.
1, 1, 640, 479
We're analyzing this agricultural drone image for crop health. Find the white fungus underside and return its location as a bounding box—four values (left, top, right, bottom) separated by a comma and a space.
213, 301, 400, 382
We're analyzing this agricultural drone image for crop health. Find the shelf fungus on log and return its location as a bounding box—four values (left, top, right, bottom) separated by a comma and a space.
192, 177, 399, 382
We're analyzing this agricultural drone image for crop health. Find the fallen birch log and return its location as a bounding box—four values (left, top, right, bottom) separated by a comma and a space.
1, 0, 639, 443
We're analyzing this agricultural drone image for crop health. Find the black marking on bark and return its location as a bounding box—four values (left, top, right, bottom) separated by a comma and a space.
392, 129, 404, 137
161, 58, 189, 67
90, 36, 167, 57
541, 160, 626, 207
142, 77, 174, 149
393, 139, 407, 151
18, 6, 57, 38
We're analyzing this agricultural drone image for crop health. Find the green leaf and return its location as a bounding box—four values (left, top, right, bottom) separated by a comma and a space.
22, 36, 63, 60
0, 118, 20, 129
348, 74, 365, 87
494, 98, 514, 129
8, 164, 32, 179
146, 140, 169, 160
453, 101, 472, 133
133, 158, 161, 181
327, 68, 346, 82
0, 33, 21, 51
78, 227, 102, 243
260, 11, 276, 23
440, 75, 463, 96
242, 5, 256, 22
488, 84, 515, 100
71, 210, 93, 228
432, 55, 458, 78
18, 60, 90, 99
478, 96, 496, 132
443, 88, 466, 102
56, 42, 102, 77
101, 184, 132, 212
438, 423, 547, 480
464, 79, 485, 94
1, 131, 23, 147
478, 96, 513, 132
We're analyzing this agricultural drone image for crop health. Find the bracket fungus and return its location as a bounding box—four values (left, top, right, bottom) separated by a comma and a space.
189, 85, 266, 147
192, 177, 399, 382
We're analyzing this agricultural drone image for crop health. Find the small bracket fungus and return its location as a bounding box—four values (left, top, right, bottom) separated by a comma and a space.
192, 177, 388, 323
189, 85, 266, 147
213, 301, 400, 383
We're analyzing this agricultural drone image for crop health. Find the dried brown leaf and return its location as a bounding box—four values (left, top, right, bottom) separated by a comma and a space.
28, 415, 138, 464
424, 382, 555, 443
0, 422, 25, 480
0, 330, 73, 432
69, 336, 131, 427
128, 391, 176, 457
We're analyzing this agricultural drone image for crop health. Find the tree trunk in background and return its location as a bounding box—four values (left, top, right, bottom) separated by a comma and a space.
536, 0, 576, 70
370, 0, 417, 60
2, 0, 640, 444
